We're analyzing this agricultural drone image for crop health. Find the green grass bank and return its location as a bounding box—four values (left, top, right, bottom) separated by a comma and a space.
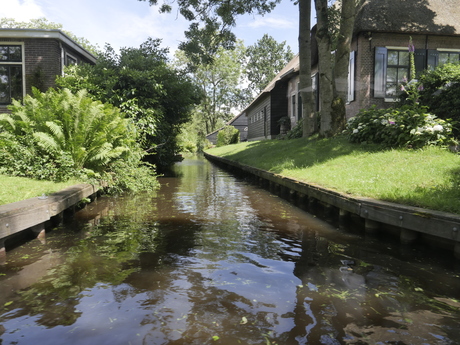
206, 136, 460, 215
0, 175, 81, 206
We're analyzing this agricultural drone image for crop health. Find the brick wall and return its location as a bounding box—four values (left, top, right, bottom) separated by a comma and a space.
24, 38, 62, 94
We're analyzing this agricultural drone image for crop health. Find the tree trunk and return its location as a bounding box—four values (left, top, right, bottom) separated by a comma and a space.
298, 0, 314, 137
315, 0, 334, 137
332, 0, 359, 134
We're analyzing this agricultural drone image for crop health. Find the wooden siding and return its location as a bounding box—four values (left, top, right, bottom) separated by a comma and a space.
247, 96, 271, 141
269, 82, 289, 136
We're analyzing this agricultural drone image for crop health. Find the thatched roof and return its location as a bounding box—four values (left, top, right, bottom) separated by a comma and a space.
355, 0, 460, 35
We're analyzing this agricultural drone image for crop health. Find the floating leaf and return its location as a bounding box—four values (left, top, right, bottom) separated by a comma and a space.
240, 316, 248, 324
4, 301, 13, 307
212, 336, 220, 341
414, 287, 424, 292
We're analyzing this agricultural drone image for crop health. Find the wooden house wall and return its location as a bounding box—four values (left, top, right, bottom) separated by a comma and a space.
246, 96, 270, 141
229, 114, 248, 141
269, 82, 289, 137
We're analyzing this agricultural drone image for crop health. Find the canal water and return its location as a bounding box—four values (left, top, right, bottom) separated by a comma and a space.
1, 156, 460, 345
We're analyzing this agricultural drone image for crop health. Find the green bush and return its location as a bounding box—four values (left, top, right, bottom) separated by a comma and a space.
216, 126, 240, 147
0, 88, 158, 192
286, 119, 303, 139
345, 105, 455, 148
417, 63, 460, 134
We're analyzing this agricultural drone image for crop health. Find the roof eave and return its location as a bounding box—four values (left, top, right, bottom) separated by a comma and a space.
0, 28, 97, 63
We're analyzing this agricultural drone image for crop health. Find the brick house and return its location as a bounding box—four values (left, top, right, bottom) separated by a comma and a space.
245, 0, 460, 140
0, 28, 96, 113
346, 0, 460, 117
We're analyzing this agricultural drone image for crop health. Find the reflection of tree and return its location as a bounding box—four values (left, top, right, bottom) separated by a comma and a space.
2, 157, 459, 344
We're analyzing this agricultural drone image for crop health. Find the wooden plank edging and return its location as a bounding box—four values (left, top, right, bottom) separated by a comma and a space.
0, 184, 100, 242
204, 152, 460, 244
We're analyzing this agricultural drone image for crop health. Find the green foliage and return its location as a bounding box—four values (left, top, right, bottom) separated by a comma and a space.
3, 88, 138, 171
345, 105, 456, 148
174, 42, 245, 134
286, 119, 304, 139
143, 0, 280, 64
216, 126, 240, 147
244, 34, 294, 95
416, 63, 460, 134
57, 38, 200, 170
0, 88, 157, 192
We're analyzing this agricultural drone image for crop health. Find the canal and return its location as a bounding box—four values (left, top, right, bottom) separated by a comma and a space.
1, 156, 460, 345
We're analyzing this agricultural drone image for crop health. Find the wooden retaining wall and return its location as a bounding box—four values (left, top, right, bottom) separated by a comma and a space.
204, 152, 460, 258
0, 184, 100, 263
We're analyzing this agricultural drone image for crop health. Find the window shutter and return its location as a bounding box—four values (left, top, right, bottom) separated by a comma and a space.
347, 51, 356, 102
414, 49, 427, 77
374, 47, 387, 98
427, 49, 439, 70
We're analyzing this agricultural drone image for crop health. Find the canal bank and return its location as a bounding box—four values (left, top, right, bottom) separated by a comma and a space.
204, 152, 460, 258
0, 183, 101, 263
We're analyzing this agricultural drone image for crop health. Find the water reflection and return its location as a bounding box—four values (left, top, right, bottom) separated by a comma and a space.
0, 156, 459, 345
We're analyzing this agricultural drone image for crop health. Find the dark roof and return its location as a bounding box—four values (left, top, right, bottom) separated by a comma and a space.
355, 0, 460, 36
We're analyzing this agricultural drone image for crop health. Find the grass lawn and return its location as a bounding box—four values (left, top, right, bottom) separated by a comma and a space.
206, 135, 460, 214
0, 175, 81, 206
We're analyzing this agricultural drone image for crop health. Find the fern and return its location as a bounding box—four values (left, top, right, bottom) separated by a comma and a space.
33, 132, 60, 153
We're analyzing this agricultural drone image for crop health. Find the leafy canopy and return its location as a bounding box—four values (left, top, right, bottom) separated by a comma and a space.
57, 38, 201, 169
244, 34, 294, 95
0, 88, 158, 192
141, 0, 281, 62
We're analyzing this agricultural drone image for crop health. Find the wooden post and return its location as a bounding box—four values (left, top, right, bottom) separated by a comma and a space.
455, 242, 460, 260
365, 219, 379, 235
400, 228, 418, 244
31, 223, 46, 244
0, 239, 6, 265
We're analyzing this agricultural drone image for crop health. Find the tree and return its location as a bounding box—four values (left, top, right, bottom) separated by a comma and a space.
314, 0, 362, 136
174, 41, 246, 134
141, 0, 281, 63
141, 0, 361, 138
244, 34, 294, 96
57, 38, 200, 170
0, 17, 99, 55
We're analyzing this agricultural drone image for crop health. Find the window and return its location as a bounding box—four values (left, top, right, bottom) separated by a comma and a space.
438, 51, 460, 66
347, 51, 355, 102
0, 44, 23, 104
291, 94, 296, 119
65, 54, 77, 66
312, 73, 319, 111
375, 47, 460, 100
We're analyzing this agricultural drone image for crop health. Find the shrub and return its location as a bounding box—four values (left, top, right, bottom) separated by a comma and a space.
286, 119, 303, 139
216, 126, 240, 147
0, 88, 159, 192
417, 63, 460, 134
345, 105, 455, 148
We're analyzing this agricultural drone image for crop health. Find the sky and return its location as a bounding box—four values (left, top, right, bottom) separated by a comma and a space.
1, 0, 307, 56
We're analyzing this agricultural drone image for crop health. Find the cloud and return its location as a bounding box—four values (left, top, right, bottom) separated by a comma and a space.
246, 15, 296, 30
0, 0, 45, 21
